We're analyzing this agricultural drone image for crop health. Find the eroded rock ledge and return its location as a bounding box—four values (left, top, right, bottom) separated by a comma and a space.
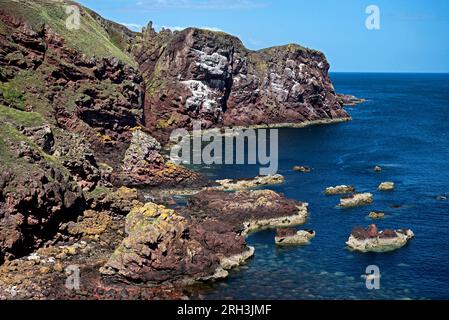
100, 189, 309, 285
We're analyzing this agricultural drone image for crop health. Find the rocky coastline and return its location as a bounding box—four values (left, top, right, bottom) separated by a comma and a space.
0, 0, 366, 299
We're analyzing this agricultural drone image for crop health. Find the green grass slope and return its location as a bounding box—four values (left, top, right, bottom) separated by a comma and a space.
0, 0, 135, 65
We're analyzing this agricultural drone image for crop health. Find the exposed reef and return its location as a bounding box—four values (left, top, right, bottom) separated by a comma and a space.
325, 185, 355, 195
347, 224, 414, 252
275, 228, 315, 246
339, 193, 373, 208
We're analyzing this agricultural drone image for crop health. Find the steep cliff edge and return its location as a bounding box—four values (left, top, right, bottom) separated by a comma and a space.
133, 23, 349, 136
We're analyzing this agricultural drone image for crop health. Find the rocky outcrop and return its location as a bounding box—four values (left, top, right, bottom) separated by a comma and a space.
325, 185, 355, 195
275, 228, 315, 246
347, 224, 414, 252
114, 129, 205, 187
339, 193, 373, 208
133, 23, 349, 137
100, 202, 250, 284
183, 189, 308, 235
101, 189, 308, 284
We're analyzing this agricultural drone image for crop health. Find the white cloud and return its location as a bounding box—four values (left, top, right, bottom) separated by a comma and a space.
200, 26, 224, 32
120, 22, 144, 31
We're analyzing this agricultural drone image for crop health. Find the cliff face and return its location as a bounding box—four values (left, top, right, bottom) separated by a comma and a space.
133, 24, 349, 135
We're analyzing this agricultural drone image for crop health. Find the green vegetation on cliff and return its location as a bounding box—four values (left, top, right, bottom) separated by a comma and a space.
0, 0, 135, 65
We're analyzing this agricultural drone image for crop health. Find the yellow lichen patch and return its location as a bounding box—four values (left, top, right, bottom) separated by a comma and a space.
126, 202, 185, 234
116, 186, 138, 200
155, 162, 186, 177
96, 133, 114, 144
155, 114, 178, 129
67, 210, 112, 236
134, 202, 174, 219
130, 126, 144, 132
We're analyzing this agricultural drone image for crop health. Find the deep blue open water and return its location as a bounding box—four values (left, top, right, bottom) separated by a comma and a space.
192, 73, 449, 300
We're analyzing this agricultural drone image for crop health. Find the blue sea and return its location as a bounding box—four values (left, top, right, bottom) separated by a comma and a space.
190, 73, 449, 300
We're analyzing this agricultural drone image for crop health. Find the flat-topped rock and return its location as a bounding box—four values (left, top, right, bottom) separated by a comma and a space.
346, 224, 414, 252
183, 189, 309, 236
325, 185, 355, 195
339, 193, 373, 208
378, 182, 395, 191
214, 174, 284, 191
275, 228, 315, 246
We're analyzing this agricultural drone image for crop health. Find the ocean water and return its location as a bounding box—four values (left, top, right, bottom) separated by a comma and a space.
190, 73, 449, 300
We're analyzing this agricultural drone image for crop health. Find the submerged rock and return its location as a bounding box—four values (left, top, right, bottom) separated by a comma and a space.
293, 166, 312, 173
275, 228, 316, 246
214, 174, 285, 191
337, 94, 365, 106
369, 211, 385, 219
378, 182, 395, 191
339, 193, 373, 208
346, 224, 414, 252
325, 185, 355, 195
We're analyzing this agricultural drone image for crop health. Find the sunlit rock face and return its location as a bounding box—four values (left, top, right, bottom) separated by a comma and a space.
133, 24, 349, 137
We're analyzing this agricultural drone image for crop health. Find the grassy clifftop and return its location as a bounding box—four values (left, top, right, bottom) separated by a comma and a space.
0, 0, 135, 65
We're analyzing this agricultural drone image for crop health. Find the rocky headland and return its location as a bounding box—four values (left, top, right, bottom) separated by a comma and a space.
0, 0, 365, 299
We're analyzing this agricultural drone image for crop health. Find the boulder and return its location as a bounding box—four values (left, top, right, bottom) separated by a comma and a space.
378, 182, 395, 191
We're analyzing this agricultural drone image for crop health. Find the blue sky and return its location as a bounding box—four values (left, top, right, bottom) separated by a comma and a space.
77, 0, 449, 73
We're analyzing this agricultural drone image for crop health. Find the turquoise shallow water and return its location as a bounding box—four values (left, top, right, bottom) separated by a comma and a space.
188, 73, 449, 300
